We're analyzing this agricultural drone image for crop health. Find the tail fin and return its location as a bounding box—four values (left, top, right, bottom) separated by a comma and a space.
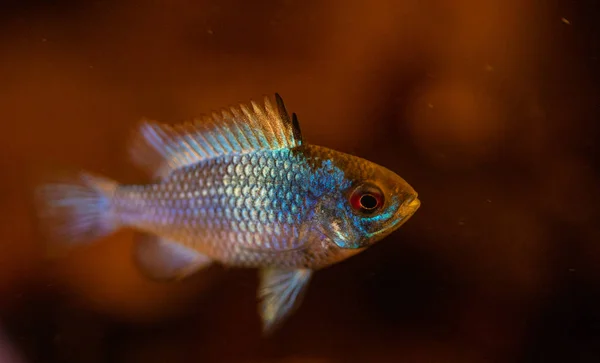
35, 171, 120, 246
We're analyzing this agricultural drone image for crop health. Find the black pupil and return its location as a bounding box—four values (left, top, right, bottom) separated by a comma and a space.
360, 194, 379, 210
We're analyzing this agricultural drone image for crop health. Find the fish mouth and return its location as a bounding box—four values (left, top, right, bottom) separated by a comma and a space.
369, 194, 420, 240
386, 194, 421, 230
402, 194, 421, 217
404, 195, 421, 211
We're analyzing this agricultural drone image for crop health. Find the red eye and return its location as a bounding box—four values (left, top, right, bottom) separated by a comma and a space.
349, 184, 384, 214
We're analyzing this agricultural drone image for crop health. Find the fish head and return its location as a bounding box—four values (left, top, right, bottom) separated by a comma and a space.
312, 150, 420, 252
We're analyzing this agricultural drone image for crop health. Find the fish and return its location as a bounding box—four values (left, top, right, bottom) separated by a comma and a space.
35, 94, 421, 333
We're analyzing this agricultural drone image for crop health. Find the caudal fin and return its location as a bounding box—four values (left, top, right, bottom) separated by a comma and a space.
35, 171, 120, 246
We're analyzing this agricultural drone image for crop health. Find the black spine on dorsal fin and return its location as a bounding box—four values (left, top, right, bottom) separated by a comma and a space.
274, 94, 288, 120
274, 92, 303, 146
291, 113, 302, 143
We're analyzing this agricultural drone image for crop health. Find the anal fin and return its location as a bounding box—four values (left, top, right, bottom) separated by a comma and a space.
133, 234, 212, 281
258, 268, 313, 335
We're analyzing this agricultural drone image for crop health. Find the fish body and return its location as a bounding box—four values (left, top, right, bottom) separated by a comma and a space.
36, 94, 420, 333
114, 145, 418, 269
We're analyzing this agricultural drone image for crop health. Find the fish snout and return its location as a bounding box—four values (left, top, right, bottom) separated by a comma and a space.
405, 195, 420, 210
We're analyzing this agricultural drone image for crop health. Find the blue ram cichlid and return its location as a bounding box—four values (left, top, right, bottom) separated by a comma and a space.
35, 94, 421, 333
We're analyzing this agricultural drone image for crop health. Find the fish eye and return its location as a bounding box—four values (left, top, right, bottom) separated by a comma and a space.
359, 194, 379, 210
349, 184, 384, 215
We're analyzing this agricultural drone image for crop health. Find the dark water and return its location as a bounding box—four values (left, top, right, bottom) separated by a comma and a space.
0, 1, 599, 362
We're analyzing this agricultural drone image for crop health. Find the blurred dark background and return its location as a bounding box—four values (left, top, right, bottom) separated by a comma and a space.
0, 0, 599, 362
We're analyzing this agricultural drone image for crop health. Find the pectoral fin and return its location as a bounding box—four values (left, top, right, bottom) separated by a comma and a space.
258, 268, 313, 334
133, 234, 212, 281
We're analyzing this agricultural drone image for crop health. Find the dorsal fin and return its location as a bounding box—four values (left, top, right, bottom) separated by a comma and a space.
129, 93, 303, 179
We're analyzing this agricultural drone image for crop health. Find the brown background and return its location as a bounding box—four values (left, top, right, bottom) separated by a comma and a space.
0, 0, 599, 362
